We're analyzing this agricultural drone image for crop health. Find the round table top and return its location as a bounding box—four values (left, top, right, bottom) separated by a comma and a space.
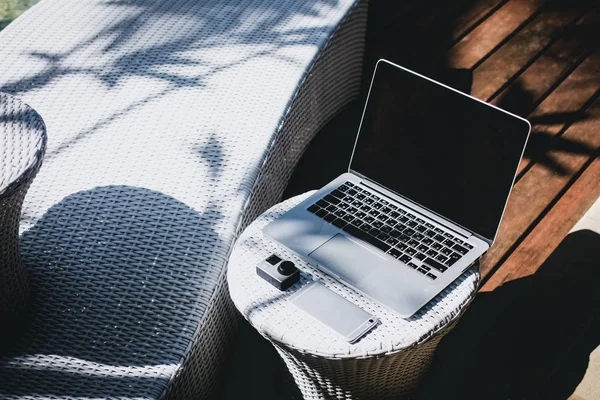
0, 92, 46, 196
228, 191, 480, 359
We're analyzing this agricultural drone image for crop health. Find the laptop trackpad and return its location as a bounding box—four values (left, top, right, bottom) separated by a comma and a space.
309, 234, 385, 286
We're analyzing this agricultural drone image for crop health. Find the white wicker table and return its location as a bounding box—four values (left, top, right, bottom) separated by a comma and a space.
0, 93, 46, 346
228, 191, 480, 399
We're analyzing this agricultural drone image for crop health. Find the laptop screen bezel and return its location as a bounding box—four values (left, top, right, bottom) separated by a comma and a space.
347, 59, 531, 244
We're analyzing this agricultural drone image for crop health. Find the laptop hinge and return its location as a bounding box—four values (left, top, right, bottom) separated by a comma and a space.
351, 170, 478, 241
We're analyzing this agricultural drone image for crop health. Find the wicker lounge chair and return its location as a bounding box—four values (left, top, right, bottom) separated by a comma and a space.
0, 0, 367, 398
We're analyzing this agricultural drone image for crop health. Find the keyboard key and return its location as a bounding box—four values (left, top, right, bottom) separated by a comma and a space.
424, 229, 436, 238
381, 206, 392, 214
443, 232, 453, 239
345, 182, 355, 187
351, 219, 362, 227
339, 184, 349, 192
390, 230, 402, 238
417, 268, 428, 275
352, 200, 362, 207
447, 252, 461, 266
355, 211, 367, 219
326, 204, 337, 213
331, 190, 345, 199
307, 204, 320, 213
415, 252, 426, 260
369, 228, 382, 237
373, 203, 383, 210
316, 209, 328, 218
436, 254, 448, 263
407, 220, 418, 228
417, 244, 428, 252
332, 219, 346, 229
454, 238, 464, 245
339, 203, 350, 210
316, 199, 328, 208
406, 247, 417, 256
415, 218, 425, 224
441, 247, 452, 256
381, 225, 392, 233
355, 193, 366, 200
404, 228, 416, 236
388, 248, 402, 258
324, 194, 339, 204
360, 223, 371, 231
398, 234, 410, 242
434, 227, 443, 234
380, 199, 389, 206
399, 216, 409, 223
347, 189, 357, 196
453, 244, 469, 255
342, 214, 354, 222
368, 209, 380, 217
426, 249, 437, 257
464, 243, 474, 250
343, 224, 391, 253
387, 237, 399, 246
423, 257, 448, 273
415, 225, 427, 233
389, 204, 398, 211
422, 238, 434, 245
434, 234, 445, 242
399, 254, 412, 264
432, 242, 443, 250
373, 221, 384, 229
324, 213, 336, 222
365, 197, 375, 205
408, 239, 419, 247
397, 243, 408, 251
425, 223, 434, 229
334, 209, 346, 218
427, 273, 437, 280
420, 264, 431, 271
413, 233, 425, 241
408, 262, 419, 269
390, 211, 400, 219
406, 213, 416, 219
443, 239, 455, 247
365, 216, 375, 224
378, 232, 390, 241
378, 215, 389, 222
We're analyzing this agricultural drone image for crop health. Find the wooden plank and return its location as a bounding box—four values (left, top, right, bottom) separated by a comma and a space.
482, 155, 600, 291
488, 12, 600, 105
480, 95, 600, 278
511, 50, 600, 176
450, 0, 508, 42
447, 0, 548, 70
470, 5, 583, 101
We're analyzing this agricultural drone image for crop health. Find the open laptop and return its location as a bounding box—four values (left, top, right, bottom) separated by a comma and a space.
264, 59, 531, 318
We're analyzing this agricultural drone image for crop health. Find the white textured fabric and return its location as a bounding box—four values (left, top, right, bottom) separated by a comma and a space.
0, 0, 366, 398
229, 191, 480, 358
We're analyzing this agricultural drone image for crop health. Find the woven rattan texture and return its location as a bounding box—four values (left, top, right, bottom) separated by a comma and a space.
0, 92, 46, 340
0, 0, 366, 398
228, 192, 480, 399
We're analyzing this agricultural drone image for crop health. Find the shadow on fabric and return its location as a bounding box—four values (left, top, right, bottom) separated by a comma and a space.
0, 185, 225, 398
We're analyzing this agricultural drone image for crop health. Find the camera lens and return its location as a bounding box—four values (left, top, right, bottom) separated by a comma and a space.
277, 260, 297, 275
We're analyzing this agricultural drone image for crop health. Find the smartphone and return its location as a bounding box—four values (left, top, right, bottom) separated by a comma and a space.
290, 281, 378, 343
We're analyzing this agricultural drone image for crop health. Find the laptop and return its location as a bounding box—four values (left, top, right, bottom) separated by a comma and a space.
264, 59, 531, 318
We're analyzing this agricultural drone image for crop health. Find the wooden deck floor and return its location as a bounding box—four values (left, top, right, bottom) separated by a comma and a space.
283, 0, 600, 398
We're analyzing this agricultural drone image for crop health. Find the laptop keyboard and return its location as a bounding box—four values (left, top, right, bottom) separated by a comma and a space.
307, 182, 473, 280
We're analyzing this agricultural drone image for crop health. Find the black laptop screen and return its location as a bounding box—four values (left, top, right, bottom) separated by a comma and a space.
350, 61, 530, 241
